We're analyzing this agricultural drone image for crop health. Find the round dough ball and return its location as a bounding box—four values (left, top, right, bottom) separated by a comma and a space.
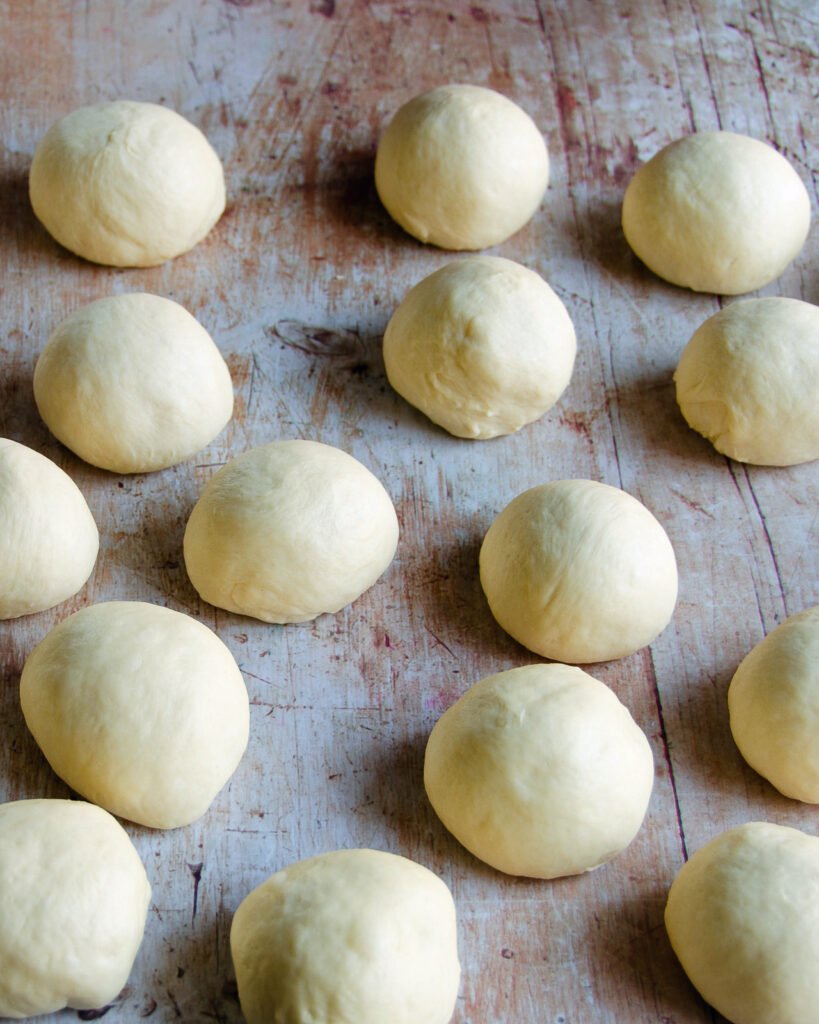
34, 293, 234, 473
674, 297, 819, 466
230, 848, 460, 1024
29, 100, 225, 267
0, 438, 98, 619
665, 821, 819, 1024
375, 84, 549, 250
383, 256, 576, 439
479, 479, 678, 663
424, 664, 654, 878
728, 606, 819, 803
20, 601, 249, 829
622, 131, 810, 294
0, 798, 150, 1019
183, 440, 399, 624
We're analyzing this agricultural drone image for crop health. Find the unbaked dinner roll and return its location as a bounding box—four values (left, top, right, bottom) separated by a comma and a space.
383, 256, 576, 438
0, 798, 150, 1020
30, 100, 225, 266
425, 664, 654, 878
230, 848, 460, 1024
34, 293, 234, 473
184, 440, 399, 623
674, 297, 819, 466
622, 131, 810, 294
20, 601, 249, 830
0, 438, 98, 619
375, 84, 549, 250
479, 479, 678, 663
665, 821, 819, 1024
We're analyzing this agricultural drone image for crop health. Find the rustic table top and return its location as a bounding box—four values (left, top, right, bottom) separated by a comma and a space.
1, 1, 817, 1021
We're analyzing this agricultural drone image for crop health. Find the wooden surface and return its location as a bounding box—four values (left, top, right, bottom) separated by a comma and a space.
1, 1, 817, 1021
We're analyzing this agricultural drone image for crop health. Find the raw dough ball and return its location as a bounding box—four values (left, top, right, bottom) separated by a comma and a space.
479, 479, 678, 663
728, 606, 819, 803
665, 821, 819, 1024
383, 256, 576, 439
0, 798, 150, 1019
183, 440, 399, 624
622, 131, 810, 294
0, 438, 98, 619
34, 293, 234, 473
230, 848, 460, 1024
424, 664, 654, 878
20, 601, 249, 829
674, 297, 819, 466
375, 84, 549, 250
29, 100, 225, 267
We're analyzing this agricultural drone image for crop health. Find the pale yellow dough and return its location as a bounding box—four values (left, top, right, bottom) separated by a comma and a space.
665, 822, 819, 1024
622, 131, 810, 294
230, 848, 461, 1024
20, 601, 249, 829
383, 256, 576, 438
30, 100, 225, 267
0, 799, 151, 1020
375, 84, 549, 250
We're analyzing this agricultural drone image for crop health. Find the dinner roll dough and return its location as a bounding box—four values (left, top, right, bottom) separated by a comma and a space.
34, 293, 234, 473
383, 257, 576, 438
674, 297, 819, 466
29, 100, 225, 266
425, 664, 654, 878
728, 606, 819, 803
184, 440, 399, 623
665, 822, 819, 1024
0, 438, 98, 619
375, 84, 549, 250
230, 848, 460, 1024
0, 799, 150, 1019
479, 479, 678, 663
20, 601, 249, 829
622, 131, 810, 294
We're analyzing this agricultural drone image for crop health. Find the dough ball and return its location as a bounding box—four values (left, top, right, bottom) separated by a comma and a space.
375, 84, 549, 250
622, 131, 810, 294
0, 798, 150, 1019
183, 440, 399, 624
674, 297, 819, 466
424, 664, 654, 878
383, 256, 576, 439
29, 100, 225, 267
20, 601, 249, 829
230, 848, 460, 1024
479, 479, 678, 663
0, 438, 98, 619
728, 606, 819, 803
665, 821, 819, 1024
34, 293, 234, 473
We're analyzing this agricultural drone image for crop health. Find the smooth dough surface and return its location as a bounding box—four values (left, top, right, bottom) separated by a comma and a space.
665, 821, 819, 1024
183, 440, 399, 623
230, 848, 461, 1024
479, 479, 678, 663
0, 799, 151, 1019
20, 601, 249, 829
29, 100, 225, 267
375, 84, 549, 250
34, 293, 234, 473
0, 438, 98, 619
424, 664, 654, 878
383, 256, 576, 439
622, 131, 810, 294
674, 297, 819, 466
728, 606, 819, 803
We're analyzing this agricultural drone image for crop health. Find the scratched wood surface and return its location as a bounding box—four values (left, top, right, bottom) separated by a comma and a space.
0, 1, 817, 1021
